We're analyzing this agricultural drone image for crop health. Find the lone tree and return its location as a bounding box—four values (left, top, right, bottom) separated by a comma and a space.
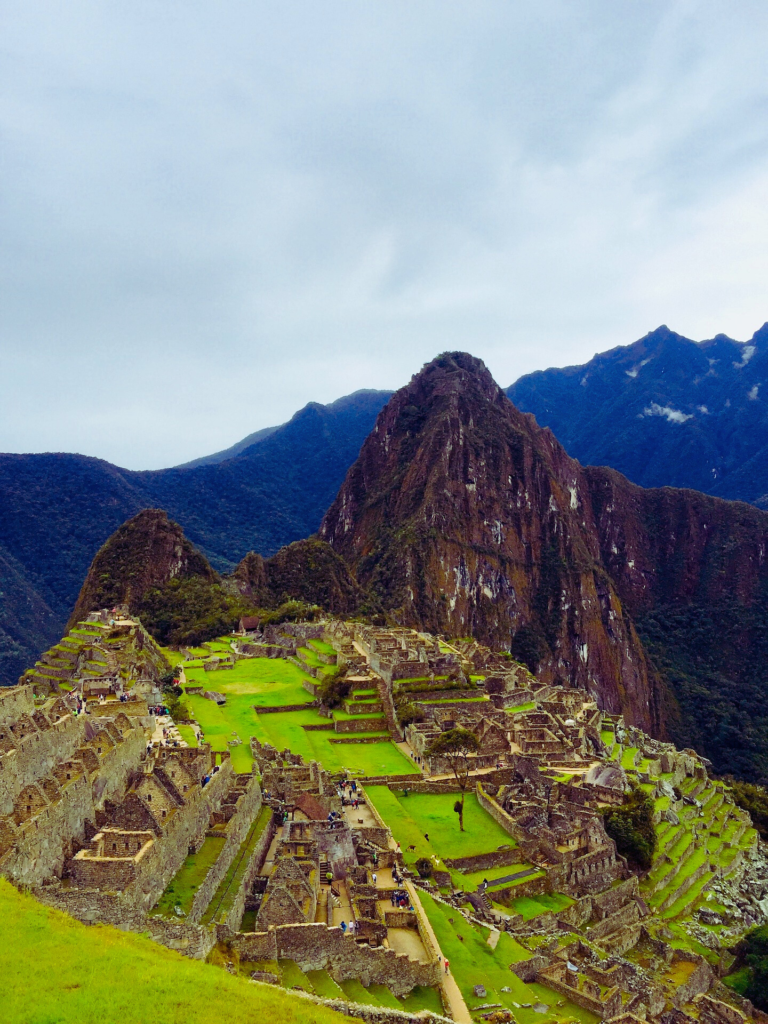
426, 727, 480, 831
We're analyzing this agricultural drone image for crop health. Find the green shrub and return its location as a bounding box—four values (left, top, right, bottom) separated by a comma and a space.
736, 925, 768, 1010
602, 785, 657, 869
415, 857, 433, 878
317, 668, 350, 709
727, 779, 768, 841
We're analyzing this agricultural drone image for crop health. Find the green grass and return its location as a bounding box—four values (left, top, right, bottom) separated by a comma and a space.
177, 724, 198, 747
251, 709, 413, 775
419, 891, 598, 1024
306, 969, 345, 998
507, 893, 574, 919
506, 702, 537, 715
723, 966, 751, 995
279, 958, 314, 993
621, 746, 639, 769
0, 879, 346, 1024
365, 788, 515, 873
307, 639, 336, 657
401, 986, 445, 1014
153, 835, 226, 916
182, 657, 414, 775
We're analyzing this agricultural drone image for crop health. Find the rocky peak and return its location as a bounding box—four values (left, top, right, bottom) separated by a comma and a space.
68, 509, 215, 627
321, 350, 768, 757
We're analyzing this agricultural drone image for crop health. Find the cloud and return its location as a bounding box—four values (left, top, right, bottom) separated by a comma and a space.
749, 385, 760, 400
734, 344, 756, 369
2, 2, 768, 467
641, 403, 693, 424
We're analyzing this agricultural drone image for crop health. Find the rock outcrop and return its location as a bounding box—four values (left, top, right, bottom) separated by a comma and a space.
68, 509, 215, 629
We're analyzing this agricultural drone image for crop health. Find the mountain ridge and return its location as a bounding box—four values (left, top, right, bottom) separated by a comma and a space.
507, 322, 768, 504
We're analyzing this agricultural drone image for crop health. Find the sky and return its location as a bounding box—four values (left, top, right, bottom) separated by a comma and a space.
2, 1, 768, 470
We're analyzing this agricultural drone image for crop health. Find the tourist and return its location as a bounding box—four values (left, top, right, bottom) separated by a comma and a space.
372, 872, 377, 884
340, 921, 347, 934
444, 959, 450, 975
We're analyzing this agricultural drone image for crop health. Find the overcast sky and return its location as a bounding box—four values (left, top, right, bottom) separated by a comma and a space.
2, 1, 768, 469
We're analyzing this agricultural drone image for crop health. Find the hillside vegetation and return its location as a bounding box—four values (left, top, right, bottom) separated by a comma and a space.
0, 879, 345, 1024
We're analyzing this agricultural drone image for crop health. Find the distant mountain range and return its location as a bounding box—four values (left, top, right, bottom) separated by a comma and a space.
3, 320, 768, 690
507, 323, 768, 506
0, 389, 391, 681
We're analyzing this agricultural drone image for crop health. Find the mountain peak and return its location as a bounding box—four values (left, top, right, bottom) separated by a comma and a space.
67, 508, 215, 629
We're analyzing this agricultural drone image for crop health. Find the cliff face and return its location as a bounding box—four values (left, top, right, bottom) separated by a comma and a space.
320, 352, 768, 745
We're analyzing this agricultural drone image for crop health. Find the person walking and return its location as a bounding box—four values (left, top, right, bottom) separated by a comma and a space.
444, 959, 450, 975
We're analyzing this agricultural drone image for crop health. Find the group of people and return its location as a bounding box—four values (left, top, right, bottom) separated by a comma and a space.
326, 809, 345, 829
338, 777, 361, 809
389, 889, 412, 909
339, 920, 358, 936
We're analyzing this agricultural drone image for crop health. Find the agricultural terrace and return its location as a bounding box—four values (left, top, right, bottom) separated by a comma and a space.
179, 652, 414, 777
419, 891, 598, 1024
0, 879, 346, 1024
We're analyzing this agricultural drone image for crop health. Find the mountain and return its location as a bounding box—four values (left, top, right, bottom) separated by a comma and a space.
0, 389, 391, 681
320, 352, 768, 781
506, 323, 768, 505
69, 510, 367, 646
174, 424, 280, 469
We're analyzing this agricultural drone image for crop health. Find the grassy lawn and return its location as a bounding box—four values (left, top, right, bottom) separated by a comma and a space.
365, 788, 514, 872
181, 657, 414, 776
185, 657, 315, 707
177, 724, 198, 747
153, 835, 226, 916
0, 880, 346, 1024
508, 893, 574, 920
419, 892, 598, 1024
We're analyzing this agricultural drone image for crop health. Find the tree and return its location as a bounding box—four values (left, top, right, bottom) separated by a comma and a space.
426, 727, 480, 831
602, 784, 657, 869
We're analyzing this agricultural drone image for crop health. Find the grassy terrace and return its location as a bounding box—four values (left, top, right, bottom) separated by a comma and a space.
420, 892, 598, 1024
0, 880, 345, 1024
259, 960, 444, 1015
153, 835, 226, 917
365, 787, 517, 884
178, 651, 415, 777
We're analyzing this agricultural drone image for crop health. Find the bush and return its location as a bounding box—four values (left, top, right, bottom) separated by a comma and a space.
602, 784, 657, 869
738, 925, 768, 1010
317, 668, 350, 709
728, 779, 768, 841
415, 857, 433, 879
395, 697, 425, 727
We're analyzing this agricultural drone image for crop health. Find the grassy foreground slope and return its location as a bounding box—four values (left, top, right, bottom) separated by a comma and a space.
0, 880, 345, 1024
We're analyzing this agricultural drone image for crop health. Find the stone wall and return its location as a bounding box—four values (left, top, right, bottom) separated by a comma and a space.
444, 848, 522, 873
335, 716, 388, 734
232, 921, 440, 997
0, 701, 87, 813
189, 776, 263, 923
218, 812, 276, 934
0, 721, 147, 886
